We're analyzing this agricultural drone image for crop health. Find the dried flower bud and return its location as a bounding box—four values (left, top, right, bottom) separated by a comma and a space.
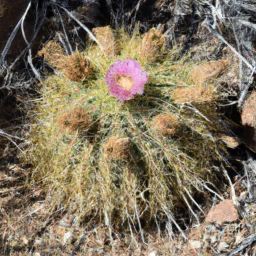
92, 26, 116, 57
140, 26, 166, 62
103, 136, 130, 160
151, 113, 179, 136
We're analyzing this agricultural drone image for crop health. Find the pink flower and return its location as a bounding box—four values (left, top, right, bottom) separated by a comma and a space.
106, 59, 148, 102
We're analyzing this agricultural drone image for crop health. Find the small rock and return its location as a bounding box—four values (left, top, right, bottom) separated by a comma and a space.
59, 219, 71, 228
210, 234, 217, 244
221, 136, 241, 149
72, 216, 79, 226
63, 231, 73, 244
241, 91, 256, 152
235, 235, 244, 245
250, 184, 256, 199
188, 240, 201, 249
59, 214, 76, 227
34, 239, 43, 246
22, 236, 29, 245
205, 200, 238, 225
31, 202, 49, 216
217, 242, 229, 252
239, 191, 248, 200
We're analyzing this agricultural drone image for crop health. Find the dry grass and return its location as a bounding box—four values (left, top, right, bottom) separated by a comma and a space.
22, 26, 231, 243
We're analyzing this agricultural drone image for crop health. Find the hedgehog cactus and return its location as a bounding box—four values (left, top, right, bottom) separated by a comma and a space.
24, 25, 229, 241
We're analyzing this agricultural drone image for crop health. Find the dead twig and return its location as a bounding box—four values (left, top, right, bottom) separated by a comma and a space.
0, 129, 24, 152
0, 1, 32, 74
229, 232, 256, 256
130, 0, 144, 32
205, 25, 255, 72
56, 4, 104, 51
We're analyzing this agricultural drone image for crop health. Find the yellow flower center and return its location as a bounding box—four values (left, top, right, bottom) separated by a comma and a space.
115, 75, 134, 91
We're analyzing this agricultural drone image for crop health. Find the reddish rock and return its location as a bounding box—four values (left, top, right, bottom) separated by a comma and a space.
241, 91, 256, 152
221, 136, 241, 149
205, 200, 238, 225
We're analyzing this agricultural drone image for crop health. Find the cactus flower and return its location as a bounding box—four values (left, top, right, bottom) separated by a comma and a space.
106, 59, 148, 101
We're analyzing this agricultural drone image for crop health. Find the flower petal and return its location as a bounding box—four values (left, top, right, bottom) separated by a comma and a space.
106, 59, 148, 101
